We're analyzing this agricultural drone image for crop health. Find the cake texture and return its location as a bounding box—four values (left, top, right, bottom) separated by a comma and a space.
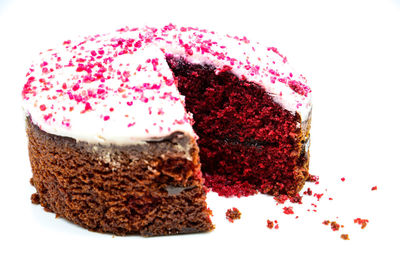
22, 24, 312, 235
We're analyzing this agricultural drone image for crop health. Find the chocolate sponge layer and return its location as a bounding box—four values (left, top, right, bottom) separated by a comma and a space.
27, 118, 213, 236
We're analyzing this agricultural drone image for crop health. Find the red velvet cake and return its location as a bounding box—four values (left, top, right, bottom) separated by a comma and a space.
22, 24, 312, 236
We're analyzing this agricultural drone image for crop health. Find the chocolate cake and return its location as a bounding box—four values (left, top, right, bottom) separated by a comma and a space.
22, 24, 312, 236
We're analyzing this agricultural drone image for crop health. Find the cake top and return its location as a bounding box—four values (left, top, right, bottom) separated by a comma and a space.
22, 24, 311, 145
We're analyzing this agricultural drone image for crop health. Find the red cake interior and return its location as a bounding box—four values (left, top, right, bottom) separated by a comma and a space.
166, 56, 307, 197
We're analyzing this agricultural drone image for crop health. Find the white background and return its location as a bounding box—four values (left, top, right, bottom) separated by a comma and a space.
0, 0, 400, 266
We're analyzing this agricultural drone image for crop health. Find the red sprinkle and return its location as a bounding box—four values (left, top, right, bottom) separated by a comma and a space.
371, 186, 377, 191
103, 115, 110, 121
39, 104, 46, 111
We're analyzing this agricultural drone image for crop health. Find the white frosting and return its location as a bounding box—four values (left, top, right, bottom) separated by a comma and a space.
22, 25, 312, 145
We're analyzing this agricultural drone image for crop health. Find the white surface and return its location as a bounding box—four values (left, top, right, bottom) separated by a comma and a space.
0, 0, 399, 266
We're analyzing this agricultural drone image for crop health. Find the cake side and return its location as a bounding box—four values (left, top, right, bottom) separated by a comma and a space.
27, 117, 213, 236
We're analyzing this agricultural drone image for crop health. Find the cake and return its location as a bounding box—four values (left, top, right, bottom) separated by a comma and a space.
22, 24, 312, 236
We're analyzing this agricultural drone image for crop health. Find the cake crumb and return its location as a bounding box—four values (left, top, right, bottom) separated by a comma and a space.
330, 221, 341, 231
354, 218, 369, 229
322, 220, 343, 231
274, 194, 289, 204
226, 207, 241, 223
303, 187, 312, 196
340, 234, 350, 240
267, 219, 279, 229
330, 221, 342, 231
289, 194, 303, 204
308, 174, 319, 184
283, 206, 294, 215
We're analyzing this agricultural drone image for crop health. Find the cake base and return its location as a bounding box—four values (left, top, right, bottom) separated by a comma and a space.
27, 118, 213, 236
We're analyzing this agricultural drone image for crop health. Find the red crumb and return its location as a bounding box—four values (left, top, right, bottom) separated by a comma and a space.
323, 220, 343, 231
308, 174, 319, 184
330, 221, 342, 231
371, 186, 377, 191
267, 219, 279, 229
226, 207, 241, 223
283, 206, 294, 215
274, 194, 289, 204
354, 218, 369, 229
314, 193, 324, 201
289, 194, 303, 204
340, 234, 350, 240
303, 187, 312, 196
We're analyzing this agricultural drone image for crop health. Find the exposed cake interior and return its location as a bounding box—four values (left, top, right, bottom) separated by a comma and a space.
167, 56, 310, 197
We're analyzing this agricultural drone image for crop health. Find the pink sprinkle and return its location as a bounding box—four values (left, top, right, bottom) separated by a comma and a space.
103, 115, 110, 121
82, 102, 92, 113
157, 108, 164, 115
91, 50, 97, 56
43, 113, 52, 121
39, 104, 46, 111
164, 77, 175, 86
134, 41, 142, 48
72, 83, 80, 91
